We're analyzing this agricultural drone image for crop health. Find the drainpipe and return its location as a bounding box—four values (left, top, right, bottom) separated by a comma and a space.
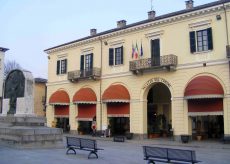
223, 1, 229, 47
223, 2, 230, 82
99, 37, 103, 131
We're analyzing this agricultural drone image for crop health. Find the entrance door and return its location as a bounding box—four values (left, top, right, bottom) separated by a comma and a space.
56, 117, 70, 132
151, 39, 160, 66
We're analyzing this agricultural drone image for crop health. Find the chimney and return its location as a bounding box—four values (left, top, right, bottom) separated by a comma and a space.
185, 0, 194, 9
148, 10, 156, 20
117, 20, 126, 28
90, 29, 97, 36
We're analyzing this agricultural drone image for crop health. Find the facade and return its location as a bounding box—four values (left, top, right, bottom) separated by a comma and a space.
34, 78, 47, 116
45, 0, 230, 140
0, 47, 9, 113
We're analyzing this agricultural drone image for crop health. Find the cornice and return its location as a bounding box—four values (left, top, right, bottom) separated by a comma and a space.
45, 3, 229, 54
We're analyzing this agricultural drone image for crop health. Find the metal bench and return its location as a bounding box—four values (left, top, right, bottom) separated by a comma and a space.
66, 137, 103, 159
143, 146, 201, 164
113, 135, 125, 142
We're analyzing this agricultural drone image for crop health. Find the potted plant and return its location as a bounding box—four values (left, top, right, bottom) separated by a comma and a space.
125, 132, 134, 140
181, 134, 190, 143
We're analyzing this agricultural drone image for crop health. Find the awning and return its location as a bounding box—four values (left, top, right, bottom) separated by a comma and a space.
49, 90, 70, 105
184, 76, 224, 99
76, 104, 96, 121
73, 88, 97, 104
107, 103, 130, 117
54, 105, 69, 117
188, 99, 223, 116
102, 84, 130, 103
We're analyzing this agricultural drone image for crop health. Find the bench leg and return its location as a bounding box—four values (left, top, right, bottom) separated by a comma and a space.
88, 151, 98, 159
66, 147, 76, 155
147, 160, 155, 164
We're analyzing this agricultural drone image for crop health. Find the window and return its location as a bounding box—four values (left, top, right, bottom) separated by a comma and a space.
109, 46, 123, 66
189, 28, 213, 53
56, 59, 67, 75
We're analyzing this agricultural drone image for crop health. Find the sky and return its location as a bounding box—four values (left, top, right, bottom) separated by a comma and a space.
0, 0, 214, 78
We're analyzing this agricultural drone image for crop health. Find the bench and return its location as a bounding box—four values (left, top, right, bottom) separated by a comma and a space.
143, 146, 201, 164
66, 137, 103, 159
113, 136, 125, 142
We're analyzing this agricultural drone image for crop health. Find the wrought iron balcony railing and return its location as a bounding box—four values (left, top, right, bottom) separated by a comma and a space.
129, 54, 178, 73
68, 67, 101, 82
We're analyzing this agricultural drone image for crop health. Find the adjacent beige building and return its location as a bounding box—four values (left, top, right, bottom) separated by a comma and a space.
45, 0, 230, 140
34, 78, 47, 116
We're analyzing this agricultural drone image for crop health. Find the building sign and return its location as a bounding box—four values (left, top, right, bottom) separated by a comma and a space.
142, 77, 171, 90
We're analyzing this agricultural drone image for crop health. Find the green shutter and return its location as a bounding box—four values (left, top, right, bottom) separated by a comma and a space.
90, 53, 93, 69
207, 28, 213, 50
64, 59, 67, 74
121, 46, 123, 64
80, 55, 84, 70
190, 31, 196, 53
56, 60, 60, 75
109, 48, 114, 66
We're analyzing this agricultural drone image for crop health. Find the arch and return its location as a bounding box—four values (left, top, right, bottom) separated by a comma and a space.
141, 78, 173, 102
73, 88, 97, 104
102, 84, 130, 103
184, 75, 224, 99
49, 89, 70, 105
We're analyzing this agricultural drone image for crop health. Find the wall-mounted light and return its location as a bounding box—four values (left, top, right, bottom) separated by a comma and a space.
216, 15, 221, 20
104, 41, 108, 46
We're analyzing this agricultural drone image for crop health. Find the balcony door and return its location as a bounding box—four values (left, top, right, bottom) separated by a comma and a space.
151, 39, 160, 66
80, 53, 93, 77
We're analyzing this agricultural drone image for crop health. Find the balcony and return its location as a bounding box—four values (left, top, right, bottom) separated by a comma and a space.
129, 54, 178, 74
68, 67, 101, 82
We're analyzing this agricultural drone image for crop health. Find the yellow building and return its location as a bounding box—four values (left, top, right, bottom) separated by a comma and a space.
34, 78, 47, 117
44, 0, 230, 140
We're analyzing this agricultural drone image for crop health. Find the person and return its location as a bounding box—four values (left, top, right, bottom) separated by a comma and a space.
91, 121, 96, 136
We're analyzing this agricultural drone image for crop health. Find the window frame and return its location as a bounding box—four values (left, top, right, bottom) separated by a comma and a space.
189, 27, 213, 54
109, 46, 123, 66
57, 59, 67, 75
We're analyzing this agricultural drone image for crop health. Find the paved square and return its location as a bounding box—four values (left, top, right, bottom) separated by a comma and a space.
1, 138, 230, 164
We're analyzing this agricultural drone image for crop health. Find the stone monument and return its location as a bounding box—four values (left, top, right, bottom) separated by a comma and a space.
0, 69, 63, 148
2, 69, 33, 115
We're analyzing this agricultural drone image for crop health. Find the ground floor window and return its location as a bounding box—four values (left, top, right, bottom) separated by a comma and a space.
191, 115, 224, 140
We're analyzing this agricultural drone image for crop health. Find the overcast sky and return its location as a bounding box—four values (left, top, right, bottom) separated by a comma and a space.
0, 0, 214, 78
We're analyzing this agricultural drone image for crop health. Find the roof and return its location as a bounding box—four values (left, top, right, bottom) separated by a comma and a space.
44, 0, 230, 52
34, 78, 47, 83
0, 47, 9, 52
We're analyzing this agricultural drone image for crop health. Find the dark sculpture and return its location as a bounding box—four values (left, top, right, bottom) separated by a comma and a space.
4, 70, 25, 114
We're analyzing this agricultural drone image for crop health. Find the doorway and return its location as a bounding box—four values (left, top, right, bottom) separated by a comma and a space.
147, 83, 171, 138
109, 117, 130, 136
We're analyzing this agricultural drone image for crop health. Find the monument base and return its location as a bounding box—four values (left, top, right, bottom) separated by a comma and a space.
0, 116, 63, 148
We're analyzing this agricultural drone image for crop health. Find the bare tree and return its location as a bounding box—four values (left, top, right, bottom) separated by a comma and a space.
4, 60, 22, 78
